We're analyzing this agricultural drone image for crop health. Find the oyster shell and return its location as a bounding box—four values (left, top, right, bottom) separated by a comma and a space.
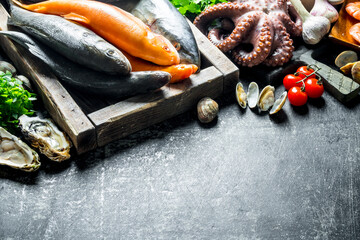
235, 82, 247, 108
257, 85, 275, 111
19, 115, 71, 162
0, 127, 40, 172
335, 51, 358, 68
197, 97, 219, 123
0, 61, 16, 75
269, 91, 287, 115
15, 75, 33, 91
247, 82, 259, 109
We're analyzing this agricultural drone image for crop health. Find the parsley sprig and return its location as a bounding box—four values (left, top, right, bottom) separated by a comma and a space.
0, 71, 36, 133
170, 0, 228, 18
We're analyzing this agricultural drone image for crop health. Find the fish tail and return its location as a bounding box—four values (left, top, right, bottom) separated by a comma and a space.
168, 64, 198, 83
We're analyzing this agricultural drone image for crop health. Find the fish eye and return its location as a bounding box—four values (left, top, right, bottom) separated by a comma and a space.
174, 42, 181, 51
106, 49, 115, 56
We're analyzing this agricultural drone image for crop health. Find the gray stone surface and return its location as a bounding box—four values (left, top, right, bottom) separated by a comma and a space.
1, 43, 360, 239
1, 87, 360, 239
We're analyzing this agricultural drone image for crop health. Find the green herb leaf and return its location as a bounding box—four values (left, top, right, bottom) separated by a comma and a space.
169, 0, 228, 17
0, 71, 36, 133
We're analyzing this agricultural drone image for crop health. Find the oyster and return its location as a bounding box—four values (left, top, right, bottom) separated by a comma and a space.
197, 97, 219, 123
235, 82, 247, 108
335, 50, 358, 68
257, 85, 275, 111
247, 82, 259, 109
0, 61, 16, 75
15, 75, 33, 91
269, 91, 287, 115
0, 127, 40, 172
19, 115, 71, 162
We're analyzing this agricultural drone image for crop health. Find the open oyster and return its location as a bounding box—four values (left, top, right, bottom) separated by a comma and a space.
19, 115, 71, 162
0, 127, 40, 172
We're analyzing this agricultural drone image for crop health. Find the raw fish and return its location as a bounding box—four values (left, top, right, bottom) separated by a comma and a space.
9, 5, 131, 75
0, 31, 170, 98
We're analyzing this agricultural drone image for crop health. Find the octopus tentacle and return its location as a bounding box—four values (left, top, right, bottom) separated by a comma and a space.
209, 12, 264, 52
263, 18, 294, 66
270, 10, 302, 36
232, 15, 274, 67
194, 2, 257, 51
286, 1, 303, 35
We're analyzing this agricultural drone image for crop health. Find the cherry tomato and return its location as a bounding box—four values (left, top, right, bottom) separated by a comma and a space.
304, 78, 324, 98
288, 86, 308, 106
283, 74, 304, 90
296, 66, 316, 79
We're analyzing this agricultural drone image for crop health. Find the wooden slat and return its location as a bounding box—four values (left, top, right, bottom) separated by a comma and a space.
187, 19, 239, 92
0, 4, 97, 154
89, 66, 223, 147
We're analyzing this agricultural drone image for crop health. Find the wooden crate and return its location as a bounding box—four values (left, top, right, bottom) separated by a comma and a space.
0, 4, 239, 153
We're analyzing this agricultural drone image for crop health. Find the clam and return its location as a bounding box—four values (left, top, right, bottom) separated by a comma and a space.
0, 127, 40, 172
247, 82, 259, 109
235, 82, 247, 108
197, 97, 219, 123
335, 50, 358, 68
19, 115, 71, 162
351, 61, 360, 83
340, 61, 356, 75
0, 61, 16, 75
257, 85, 275, 111
269, 91, 287, 115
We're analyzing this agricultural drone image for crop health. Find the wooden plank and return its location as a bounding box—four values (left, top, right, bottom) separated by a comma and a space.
187, 19, 239, 93
89, 66, 223, 147
0, 4, 97, 154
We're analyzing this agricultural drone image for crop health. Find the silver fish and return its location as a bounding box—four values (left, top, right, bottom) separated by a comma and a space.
8, 5, 131, 75
131, 0, 200, 67
0, 31, 170, 98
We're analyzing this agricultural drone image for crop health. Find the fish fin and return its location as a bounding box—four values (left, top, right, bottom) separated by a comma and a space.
62, 13, 90, 25
0, 31, 46, 60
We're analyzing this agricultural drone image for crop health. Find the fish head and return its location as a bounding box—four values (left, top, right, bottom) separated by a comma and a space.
152, 19, 201, 68
94, 40, 131, 73
148, 32, 180, 65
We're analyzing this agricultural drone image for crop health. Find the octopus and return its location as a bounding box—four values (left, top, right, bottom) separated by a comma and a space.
193, 0, 302, 67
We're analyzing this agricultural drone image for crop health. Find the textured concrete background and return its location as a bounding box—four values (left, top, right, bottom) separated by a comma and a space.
1, 44, 360, 239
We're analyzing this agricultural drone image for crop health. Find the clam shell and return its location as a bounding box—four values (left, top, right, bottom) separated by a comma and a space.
340, 62, 356, 75
247, 82, 259, 109
0, 61, 16, 75
351, 61, 360, 83
257, 85, 275, 111
197, 97, 219, 123
235, 82, 247, 108
269, 91, 287, 115
328, 0, 344, 5
0, 127, 40, 172
335, 51, 358, 68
